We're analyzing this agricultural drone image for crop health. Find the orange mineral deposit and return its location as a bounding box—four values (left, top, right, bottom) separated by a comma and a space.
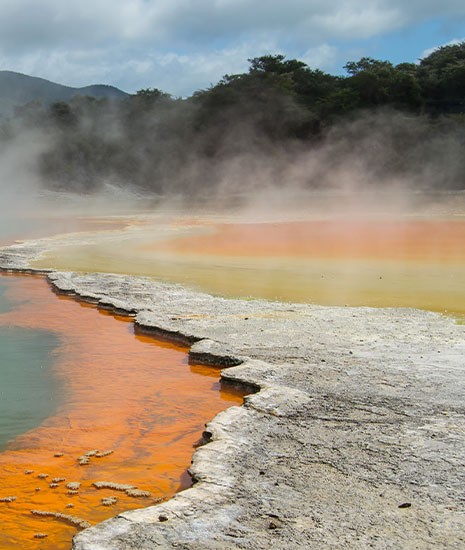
149, 219, 465, 262
33, 218, 465, 315
0, 274, 244, 550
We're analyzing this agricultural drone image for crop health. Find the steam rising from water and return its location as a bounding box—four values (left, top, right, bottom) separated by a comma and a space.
0, 129, 44, 217
0, 105, 464, 241
1, 107, 464, 318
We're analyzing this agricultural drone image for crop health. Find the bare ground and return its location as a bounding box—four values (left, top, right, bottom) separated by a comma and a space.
0, 240, 464, 549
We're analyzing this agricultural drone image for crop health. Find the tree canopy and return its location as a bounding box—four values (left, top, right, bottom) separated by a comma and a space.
3, 46, 465, 194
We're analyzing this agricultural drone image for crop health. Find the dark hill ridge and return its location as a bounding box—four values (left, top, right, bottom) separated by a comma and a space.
0, 70, 128, 115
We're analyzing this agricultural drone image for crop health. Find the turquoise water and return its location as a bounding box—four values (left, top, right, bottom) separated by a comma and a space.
0, 277, 61, 450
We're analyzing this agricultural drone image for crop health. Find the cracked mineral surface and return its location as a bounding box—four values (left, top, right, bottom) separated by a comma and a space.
0, 238, 464, 549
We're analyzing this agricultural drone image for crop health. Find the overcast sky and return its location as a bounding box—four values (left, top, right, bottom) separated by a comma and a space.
0, 0, 464, 96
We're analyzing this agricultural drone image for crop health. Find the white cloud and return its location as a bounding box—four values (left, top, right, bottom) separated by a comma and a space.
309, 4, 403, 40
302, 44, 338, 71
1, 1, 465, 52
0, 1, 464, 94
421, 37, 465, 60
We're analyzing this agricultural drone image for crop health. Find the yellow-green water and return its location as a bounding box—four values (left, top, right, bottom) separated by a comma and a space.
32, 219, 465, 318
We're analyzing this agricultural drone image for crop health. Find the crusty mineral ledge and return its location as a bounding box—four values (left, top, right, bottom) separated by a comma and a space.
43, 271, 464, 550
1, 241, 464, 548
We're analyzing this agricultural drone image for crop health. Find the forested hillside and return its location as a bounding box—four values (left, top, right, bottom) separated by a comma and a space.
0, 71, 128, 116
2, 42, 465, 195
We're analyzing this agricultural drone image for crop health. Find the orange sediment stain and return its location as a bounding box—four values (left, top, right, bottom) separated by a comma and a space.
31, 218, 465, 314
0, 275, 245, 550
135, 219, 465, 316
146, 220, 465, 263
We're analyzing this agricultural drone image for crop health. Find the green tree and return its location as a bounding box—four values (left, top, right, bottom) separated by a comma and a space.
248, 54, 307, 75
418, 41, 465, 109
49, 101, 77, 128
130, 88, 172, 108
344, 57, 422, 110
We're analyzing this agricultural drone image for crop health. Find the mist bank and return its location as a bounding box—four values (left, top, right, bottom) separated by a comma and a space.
1, 46, 465, 203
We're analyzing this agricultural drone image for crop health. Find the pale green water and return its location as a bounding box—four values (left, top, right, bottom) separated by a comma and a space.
0, 212, 125, 246
0, 277, 16, 321
0, 215, 47, 245
0, 278, 61, 450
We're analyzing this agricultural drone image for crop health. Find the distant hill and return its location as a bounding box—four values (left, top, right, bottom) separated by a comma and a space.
0, 70, 129, 116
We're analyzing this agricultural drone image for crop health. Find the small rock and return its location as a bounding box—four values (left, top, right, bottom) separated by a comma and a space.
0, 496, 17, 503
126, 489, 151, 498
95, 450, 114, 458
102, 497, 118, 506
398, 502, 412, 509
159, 514, 169, 522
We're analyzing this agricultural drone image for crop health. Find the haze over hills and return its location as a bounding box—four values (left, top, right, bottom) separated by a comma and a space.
0, 70, 129, 116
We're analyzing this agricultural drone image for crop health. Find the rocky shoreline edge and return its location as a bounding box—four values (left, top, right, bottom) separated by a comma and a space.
1, 239, 464, 549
